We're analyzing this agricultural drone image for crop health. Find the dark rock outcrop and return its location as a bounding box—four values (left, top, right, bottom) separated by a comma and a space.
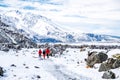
0, 67, 4, 76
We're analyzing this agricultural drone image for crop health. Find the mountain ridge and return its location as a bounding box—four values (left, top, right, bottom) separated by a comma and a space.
0, 10, 120, 43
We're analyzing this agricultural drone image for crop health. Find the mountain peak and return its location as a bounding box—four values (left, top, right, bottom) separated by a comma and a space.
0, 10, 120, 43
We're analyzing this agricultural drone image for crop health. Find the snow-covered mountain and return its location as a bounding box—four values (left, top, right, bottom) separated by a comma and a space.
0, 16, 37, 51
0, 10, 120, 43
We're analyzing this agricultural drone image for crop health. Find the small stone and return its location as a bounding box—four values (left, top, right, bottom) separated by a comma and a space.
23, 64, 26, 66
13, 75, 16, 77
36, 75, 41, 79
11, 64, 16, 67
77, 61, 79, 64
34, 66, 40, 69
25, 66, 29, 69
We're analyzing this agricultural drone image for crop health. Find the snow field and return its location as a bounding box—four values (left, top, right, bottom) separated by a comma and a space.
0, 48, 120, 80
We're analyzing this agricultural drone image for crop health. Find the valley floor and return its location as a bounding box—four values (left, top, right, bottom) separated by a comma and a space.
0, 48, 120, 80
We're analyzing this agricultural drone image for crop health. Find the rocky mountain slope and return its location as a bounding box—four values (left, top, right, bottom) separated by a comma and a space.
0, 10, 120, 43
0, 17, 37, 51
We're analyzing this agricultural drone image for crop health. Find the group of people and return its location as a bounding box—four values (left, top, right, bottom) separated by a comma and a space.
38, 47, 50, 59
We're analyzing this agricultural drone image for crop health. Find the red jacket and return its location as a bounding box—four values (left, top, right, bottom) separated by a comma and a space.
45, 49, 50, 54
38, 49, 42, 55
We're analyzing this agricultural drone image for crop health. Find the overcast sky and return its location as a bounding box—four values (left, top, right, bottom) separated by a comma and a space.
0, 0, 120, 36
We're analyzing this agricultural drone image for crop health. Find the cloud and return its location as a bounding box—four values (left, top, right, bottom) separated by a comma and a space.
0, 0, 120, 36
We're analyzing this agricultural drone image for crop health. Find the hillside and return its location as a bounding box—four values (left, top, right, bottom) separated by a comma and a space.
0, 17, 37, 51
0, 10, 120, 43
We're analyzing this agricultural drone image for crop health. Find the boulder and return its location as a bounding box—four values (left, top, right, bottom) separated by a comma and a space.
0, 67, 4, 76
85, 51, 108, 68
112, 59, 120, 69
112, 54, 120, 59
98, 52, 108, 63
99, 63, 111, 72
99, 58, 117, 72
1, 47, 9, 52
102, 71, 116, 79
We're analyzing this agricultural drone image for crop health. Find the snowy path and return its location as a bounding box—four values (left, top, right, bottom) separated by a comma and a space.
40, 59, 91, 80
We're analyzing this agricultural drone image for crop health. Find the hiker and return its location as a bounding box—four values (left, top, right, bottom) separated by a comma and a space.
43, 49, 46, 59
38, 49, 42, 58
46, 47, 50, 58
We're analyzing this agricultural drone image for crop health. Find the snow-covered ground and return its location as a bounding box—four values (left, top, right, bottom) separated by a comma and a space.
0, 48, 120, 80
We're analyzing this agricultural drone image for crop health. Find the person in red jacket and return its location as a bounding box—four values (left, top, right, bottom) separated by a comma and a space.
38, 49, 42, 58
45, 47, 50, 58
